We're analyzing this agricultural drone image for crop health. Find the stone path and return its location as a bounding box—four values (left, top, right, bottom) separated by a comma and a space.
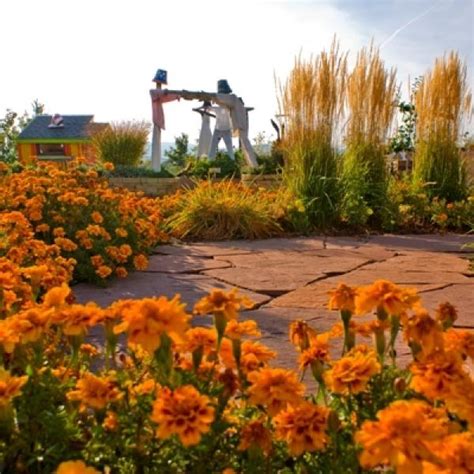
75, 234, 474, 369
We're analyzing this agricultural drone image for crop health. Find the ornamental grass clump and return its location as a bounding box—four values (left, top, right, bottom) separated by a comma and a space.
413, 52, 472, 201
341, 44, 398, 227
278, 39, 347, 229
164, 179, 284, 240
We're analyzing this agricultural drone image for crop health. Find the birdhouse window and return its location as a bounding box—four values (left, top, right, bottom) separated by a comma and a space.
37, 143, 66, 156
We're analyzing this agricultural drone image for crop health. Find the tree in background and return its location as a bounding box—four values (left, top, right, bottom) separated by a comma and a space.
165, 133, 190, 168
92, 121, 150, 166
0, 100, 44, 164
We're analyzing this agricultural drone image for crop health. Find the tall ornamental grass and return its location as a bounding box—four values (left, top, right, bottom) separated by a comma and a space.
278, 40, 347, 229
413, 52, 472, 201
92, 120, 150, 166
341, 45, 398, 226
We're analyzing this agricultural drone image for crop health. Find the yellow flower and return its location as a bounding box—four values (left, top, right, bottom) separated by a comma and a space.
324, 346, 381, 395
113, 296, 190, 353
328, 283, 356, 313
95, 265, 112, 279
42, 283, 72, 308
7, 307, 52, 344
53, 303, 104, 336
443, 329, 474, 361
355, 400, 449, 474
0, 368, 28, 408
194, 288, 254, 320
151, 385, 215, 446
67, 372, 123, 411
298, 333, 330, 370
273, 401, 329, 456
55, 460, 100, 474
238, 418, 273, 456
247, 368, 305, 416
180, 327, 217, 354
103, 410, 119, 431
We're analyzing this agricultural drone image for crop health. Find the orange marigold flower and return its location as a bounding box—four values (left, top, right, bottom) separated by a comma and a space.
151, 385, 215, 446
298, 334, 330, 370
355, 280, 419, 316
53, 303, 104, 336
289, 320, 318, 351
247, 368, 305, 416
324, 345, 381, 395
133, 254, 148, 270
443, 329, 474, 361
273, 401, 329, 456
238, 418, 273, 456
54, 237, 78, 252
194, 288, 254, 320
181, 327, 217, 354
435, 302, 458, 328
67, 372, 123, 410
91, 211, 103, 224
7, 307, 52, 344
328, 283, 356, 313
95, 265, 112, 279
0, 368, 28, 408
423, 432, 474, 474
113, 295, 190, 353
404, 308, 444, 359
115, 227, 128, 238
55, 460, 100, 474
103, 410, 119, 431
355, 400, 450, 474
225, 319, 261, 340
103, 162, 114, 171
115, 266, 128, 278
42, 283, 72, 308
90, 255, 104, 268
80, 343, 100, 357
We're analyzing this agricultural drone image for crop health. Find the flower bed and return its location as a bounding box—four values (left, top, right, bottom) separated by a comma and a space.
0, 274, 472, 473
0, 162, 167, 284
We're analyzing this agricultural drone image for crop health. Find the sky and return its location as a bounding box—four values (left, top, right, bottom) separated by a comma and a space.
0, 0, 472, 145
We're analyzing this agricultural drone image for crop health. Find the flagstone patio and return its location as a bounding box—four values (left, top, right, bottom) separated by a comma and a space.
75, 233, 474, 369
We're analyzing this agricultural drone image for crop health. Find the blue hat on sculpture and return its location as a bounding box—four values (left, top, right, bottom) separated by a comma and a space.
153, 69, 168, 84
217, 79, 232, 94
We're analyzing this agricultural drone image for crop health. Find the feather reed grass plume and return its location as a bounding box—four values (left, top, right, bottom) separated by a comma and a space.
341, 45, 398, 225
278, 39, 347, 229
413, 52, 472, 200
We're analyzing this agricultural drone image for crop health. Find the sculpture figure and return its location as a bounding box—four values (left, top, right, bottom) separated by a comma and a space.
192, 101, 215, 158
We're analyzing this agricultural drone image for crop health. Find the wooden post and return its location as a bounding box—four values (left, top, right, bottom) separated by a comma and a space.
151, 82, 162, 172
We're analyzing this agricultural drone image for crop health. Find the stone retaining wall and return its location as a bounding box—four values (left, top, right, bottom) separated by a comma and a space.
108, 177, 195, 196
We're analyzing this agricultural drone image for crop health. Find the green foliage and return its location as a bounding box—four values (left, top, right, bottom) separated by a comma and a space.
165, 179, 283, 240
389, 101, 416, 153
165, 133, 191, 168
102, 164, 174, 178
185, 152, 244, 179
0, 100, 44, 164
413, 138, 467, 202
92, 121, 150, 166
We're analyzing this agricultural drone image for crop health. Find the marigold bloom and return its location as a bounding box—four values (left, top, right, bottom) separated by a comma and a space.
194, 288, 254, 320
444, 329, 474, 361
67, 372, 123, 410
7, 307, 52, 344
115, 227, 128, 238
238, 418, 273, 456
91, 211, 103, 224
151, 385, 215, 446
0, 369, 28, 408
328, 283, 356, 313
55, 460, 100, 474
181, 327, 217, 354
133, 254, 148, 270
355, 400, 450, 474
289, 320, 318, 351
225, 319, 260, 340
355, 280, 419, 316
247, 368, 304, 416
404, 308, 444, 359
273, 401, 329, 456
53, 303, 104, 336
298, 334, 330, 370
113, 295, 190, 353
423, 432, 474, 474
42, 283, 72, 308
115, 266, 128, 278
435, 302, 458, 327
324, 346, 381, 395
103, 410, 119, 431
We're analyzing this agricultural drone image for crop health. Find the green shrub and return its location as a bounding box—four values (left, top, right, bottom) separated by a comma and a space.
185, 152, 243, 179
102, 164, 174, 178
93, 121, 150, 166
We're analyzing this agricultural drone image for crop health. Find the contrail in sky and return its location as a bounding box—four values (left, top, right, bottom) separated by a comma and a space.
380, 0, 446, 49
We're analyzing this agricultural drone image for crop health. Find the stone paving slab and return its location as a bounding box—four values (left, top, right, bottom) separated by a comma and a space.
144, 254, 232, 273
74, 272, 270, 309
